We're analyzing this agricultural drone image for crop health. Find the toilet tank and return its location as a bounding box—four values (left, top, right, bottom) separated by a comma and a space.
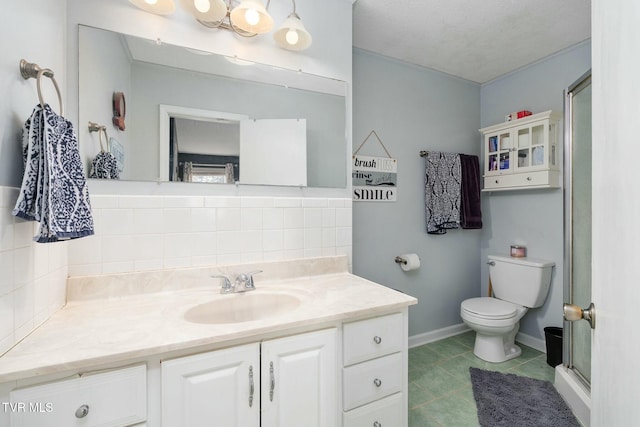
488, 255, 555, 308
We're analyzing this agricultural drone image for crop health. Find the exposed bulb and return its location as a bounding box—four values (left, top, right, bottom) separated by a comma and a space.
194, 0, 210, 13
145, 0, 159, 4
285, 29, 299, 46
245, 8, 260, 26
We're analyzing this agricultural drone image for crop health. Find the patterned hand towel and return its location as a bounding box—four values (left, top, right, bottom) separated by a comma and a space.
424, 152, 461, 234
13, 104, 94, 243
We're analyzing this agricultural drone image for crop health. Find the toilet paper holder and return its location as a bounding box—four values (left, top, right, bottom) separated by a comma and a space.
394, 256, 408, 265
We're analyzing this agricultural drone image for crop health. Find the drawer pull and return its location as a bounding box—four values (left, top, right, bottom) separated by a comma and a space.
249, 365, 254, 407
373, 378, 382, 387
527, 176, 532, 181
75, 404, 89, 418
269, 362, 275, 402
374, 422, 382, 427
495, 179, 499, 184
373, 336, 382, 344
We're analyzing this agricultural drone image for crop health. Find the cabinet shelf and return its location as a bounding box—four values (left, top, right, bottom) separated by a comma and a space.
480, 110, 561, 191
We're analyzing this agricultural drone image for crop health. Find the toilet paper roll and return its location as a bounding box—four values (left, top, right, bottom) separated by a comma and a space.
399, 253, 421, 272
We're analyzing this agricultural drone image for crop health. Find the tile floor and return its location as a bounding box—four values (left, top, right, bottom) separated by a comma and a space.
408, 331, 556, 426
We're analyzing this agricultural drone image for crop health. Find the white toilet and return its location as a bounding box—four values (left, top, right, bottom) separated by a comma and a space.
460, 255, 554, 363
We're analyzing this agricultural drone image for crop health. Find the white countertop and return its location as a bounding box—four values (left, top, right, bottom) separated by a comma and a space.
0, 257, 417, 383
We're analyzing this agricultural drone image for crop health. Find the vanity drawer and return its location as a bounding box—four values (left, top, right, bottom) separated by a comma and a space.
343, 313, 403, 366
343, 352, 403, 411
9, 364, 146, 427
343, 392, 403, 427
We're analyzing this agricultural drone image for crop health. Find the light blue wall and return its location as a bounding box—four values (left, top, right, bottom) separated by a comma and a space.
352, 49, 481, 337
480, 41, 591, 340
353, 41, 591, 342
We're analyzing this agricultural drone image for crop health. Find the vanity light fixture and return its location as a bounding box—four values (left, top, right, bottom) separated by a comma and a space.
128, 0, 312, 50
128, 0, 176, 15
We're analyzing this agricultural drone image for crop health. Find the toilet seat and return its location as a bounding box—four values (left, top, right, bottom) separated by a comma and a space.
461, 297, 519, 320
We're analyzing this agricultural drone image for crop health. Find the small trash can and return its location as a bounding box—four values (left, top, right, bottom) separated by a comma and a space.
544, 326, 563, 367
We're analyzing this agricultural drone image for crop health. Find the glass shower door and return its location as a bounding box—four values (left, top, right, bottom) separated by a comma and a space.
564, 71, 592, 386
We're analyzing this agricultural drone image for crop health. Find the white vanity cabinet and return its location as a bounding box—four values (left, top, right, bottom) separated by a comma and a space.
481, 110, 561, 191
7, 364, 146, 427
342, 313, 407, 427
161, 328, 337, 427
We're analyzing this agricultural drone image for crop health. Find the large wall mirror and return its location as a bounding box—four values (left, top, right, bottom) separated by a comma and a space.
78, 25, 347, 188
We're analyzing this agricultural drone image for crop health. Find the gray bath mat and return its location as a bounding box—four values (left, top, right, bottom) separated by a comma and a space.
469, 368, 580, 427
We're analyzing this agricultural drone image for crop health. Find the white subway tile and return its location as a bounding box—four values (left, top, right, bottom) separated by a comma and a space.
336, 227, 353, 247
304, 228, 322, 249
217, 253, 243, 265
163, 257, 192, 269
163, 196, 204, 208
335, 207, 352, 227
0, 292, 14, 342
263, 251, 285, 262
13, 220, 34, 249
13, 246, 34, 288
322, 247, 337, 256
302, 198, 328, 208
191, 255, 217, 267
322, 229, 336, 248
163, 234, 194, 260
274, 198, 302, 208
67, 235, 102, 266
190, 232, 218, 257
102, 261, 135, 274
282, 249, 304, 259
134, 259, 164, 272
0, 333, 14, 357
217, 208, 242, 231
322, 208, 336, 228
241, 252, 263, 263
303, 248, 323, 258
163, 208, 192, 233
102, 236, 135, 263
241, 197, 274, 208
0, 209, 14, 252
89, 195, 119, 209
100, 209, 134, 236
67, 263, 102, 277
191, 208, 217, 232
32, 242, 49, 279
284, 229, 304, 250
0, 251, 14, 296
328, 198, 346, 208
263, 208, 284, 230
241, 208, 263, 231
241, 230, 263, 252
118, 196, 163, 209
133, 209, 165, 234
216, 231, 244, 255
205, 197, 241, 208
13, 283, 34, 334
304, 208, 323, 228
263, 230, 284, 251
283, 208, 304, 229
133, 235, 164, 260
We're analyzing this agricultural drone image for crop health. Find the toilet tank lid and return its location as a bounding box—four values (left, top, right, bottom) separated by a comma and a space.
488, 255, 555, 268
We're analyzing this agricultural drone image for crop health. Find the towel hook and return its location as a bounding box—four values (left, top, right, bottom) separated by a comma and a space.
20, 59, 63, 116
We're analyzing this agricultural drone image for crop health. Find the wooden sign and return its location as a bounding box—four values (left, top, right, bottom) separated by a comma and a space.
352, 155, 397, 202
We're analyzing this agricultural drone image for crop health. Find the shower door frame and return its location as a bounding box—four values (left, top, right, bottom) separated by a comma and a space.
562, 69, 592, 390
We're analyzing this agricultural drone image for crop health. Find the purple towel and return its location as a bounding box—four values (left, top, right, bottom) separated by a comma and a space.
460, 154, 482, 229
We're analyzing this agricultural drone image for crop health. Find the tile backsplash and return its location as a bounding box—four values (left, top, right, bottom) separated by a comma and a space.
0, 187, 67, 356
67, 195, 353, 277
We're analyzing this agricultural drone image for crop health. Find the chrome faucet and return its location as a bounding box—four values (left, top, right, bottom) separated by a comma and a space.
213, 271, 262, 294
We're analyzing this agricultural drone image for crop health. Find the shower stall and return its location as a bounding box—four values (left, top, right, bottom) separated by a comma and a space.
557, 70, 592, 426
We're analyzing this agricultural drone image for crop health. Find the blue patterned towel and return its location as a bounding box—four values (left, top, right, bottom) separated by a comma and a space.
424, 152, 461, 234
13, 104, 94, 243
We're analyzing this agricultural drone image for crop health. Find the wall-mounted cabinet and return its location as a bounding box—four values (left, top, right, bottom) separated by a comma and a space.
481, 110, 561, 191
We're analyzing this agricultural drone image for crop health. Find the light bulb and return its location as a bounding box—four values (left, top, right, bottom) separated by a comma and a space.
145, 0, 159, 4
194, 0, 210, 13
245, 8, 260, 26
285, 29, 299, 46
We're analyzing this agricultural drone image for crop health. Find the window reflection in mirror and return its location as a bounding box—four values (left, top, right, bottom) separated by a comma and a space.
78, 25, 347, 188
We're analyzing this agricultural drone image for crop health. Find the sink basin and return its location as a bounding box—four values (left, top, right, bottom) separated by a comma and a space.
184, 292, 302, 324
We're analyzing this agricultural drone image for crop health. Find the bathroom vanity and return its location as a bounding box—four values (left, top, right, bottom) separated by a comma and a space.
0, 256, 416, 427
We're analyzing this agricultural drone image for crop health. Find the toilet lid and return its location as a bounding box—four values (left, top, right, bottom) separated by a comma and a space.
462, 297, 518, 320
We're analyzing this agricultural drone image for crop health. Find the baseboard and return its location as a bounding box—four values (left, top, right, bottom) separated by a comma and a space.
410, 327, 548, 353
408, 323, 470, 348
515, 331, 546, 353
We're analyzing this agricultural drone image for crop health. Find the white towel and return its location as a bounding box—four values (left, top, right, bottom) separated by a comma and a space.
13, 104, 94, 242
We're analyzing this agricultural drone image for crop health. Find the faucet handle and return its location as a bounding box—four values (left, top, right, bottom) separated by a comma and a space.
212, 275, 233, 293
236, 270, 262, 291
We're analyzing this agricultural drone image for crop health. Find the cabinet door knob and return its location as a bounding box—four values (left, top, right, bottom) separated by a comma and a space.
374, 422, 382, 427
75, 404, 89, 418
526, 176, 532, 181
269, 361, 275, 402
373, 378, 382, 387
373, 336, 382, 344
495, 179, 499, 184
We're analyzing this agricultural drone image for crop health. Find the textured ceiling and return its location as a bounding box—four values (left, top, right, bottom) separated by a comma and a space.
353, 0, 591, 83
